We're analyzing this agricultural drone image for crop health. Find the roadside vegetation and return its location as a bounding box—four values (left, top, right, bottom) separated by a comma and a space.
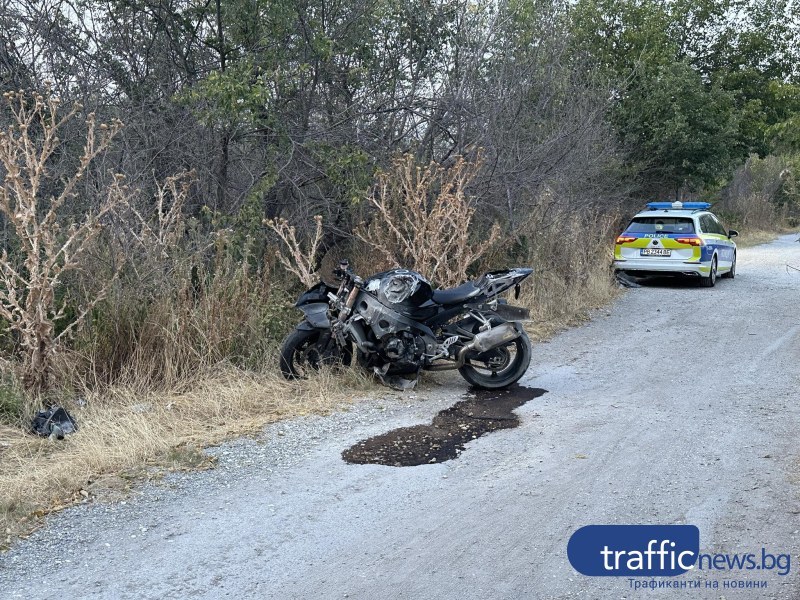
1, 0, 799, 545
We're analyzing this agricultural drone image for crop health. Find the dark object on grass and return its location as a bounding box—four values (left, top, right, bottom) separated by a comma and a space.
31, 407, 78, 439
615, 272, 642, 288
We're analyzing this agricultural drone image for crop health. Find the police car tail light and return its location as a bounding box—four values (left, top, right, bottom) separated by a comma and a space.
676, 236, 704, 246
615, 235, 636, 244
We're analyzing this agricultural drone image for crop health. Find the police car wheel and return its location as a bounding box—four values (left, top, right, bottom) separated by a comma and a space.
722, 253, 736, 279
700, 256, 717, 288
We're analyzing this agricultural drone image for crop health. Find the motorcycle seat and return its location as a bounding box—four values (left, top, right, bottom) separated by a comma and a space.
432, 282, 481, 305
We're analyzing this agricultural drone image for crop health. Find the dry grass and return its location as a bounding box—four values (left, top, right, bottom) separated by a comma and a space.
265, 214, 325, 287
515, 208, 622, 339
0, 361, 379, 549
733, 229, 787, 248
521, 264, 621, 340
0, 255, 620, 549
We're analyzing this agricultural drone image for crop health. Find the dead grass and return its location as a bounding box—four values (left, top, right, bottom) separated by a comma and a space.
0, 282, 620, 549
733, 229, 788, 248
514, 208, 623, 340
0, 361, 379, 549
521, 263, 621, 340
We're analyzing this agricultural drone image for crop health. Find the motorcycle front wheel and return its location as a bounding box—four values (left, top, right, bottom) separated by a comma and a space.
458, 331, 532, 389
279, 326, 352, 379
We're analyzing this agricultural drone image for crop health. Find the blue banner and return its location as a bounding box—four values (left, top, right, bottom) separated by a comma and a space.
568, 525, 700, 576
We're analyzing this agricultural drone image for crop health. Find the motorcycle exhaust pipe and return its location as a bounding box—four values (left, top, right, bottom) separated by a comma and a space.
455, 322, 523, 367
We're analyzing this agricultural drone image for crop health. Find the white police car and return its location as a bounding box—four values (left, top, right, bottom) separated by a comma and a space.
613, 202, 738, 287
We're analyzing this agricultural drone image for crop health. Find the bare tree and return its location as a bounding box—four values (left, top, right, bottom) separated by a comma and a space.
0, 89, 128, 396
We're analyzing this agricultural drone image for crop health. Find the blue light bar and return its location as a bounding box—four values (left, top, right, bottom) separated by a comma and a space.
646, 202, 711, 211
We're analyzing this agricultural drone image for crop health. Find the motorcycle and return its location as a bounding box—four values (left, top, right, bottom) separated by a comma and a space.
279, 260, 534, 390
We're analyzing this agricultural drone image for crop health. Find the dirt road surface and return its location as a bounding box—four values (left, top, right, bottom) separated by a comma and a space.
2, 234, 800, 599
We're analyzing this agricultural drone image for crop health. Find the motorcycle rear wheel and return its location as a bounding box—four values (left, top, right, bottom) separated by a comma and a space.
279, 326, 352, 379
458, 331, 532, 389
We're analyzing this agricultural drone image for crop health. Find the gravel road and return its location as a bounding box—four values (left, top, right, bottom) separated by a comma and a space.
2, 234, 800, 600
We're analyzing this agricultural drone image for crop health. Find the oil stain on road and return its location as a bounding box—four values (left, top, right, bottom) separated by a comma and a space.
342, 385, 547, 467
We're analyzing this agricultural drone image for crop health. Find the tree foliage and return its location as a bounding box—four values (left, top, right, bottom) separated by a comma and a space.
570, 0, 800, 197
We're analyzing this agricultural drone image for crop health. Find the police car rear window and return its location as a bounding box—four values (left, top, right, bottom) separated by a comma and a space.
625, 217, 695, 234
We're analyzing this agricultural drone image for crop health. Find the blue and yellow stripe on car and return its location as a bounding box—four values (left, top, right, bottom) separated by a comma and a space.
698, 233, 736, 263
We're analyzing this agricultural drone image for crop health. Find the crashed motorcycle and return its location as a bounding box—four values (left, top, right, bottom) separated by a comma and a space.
279, 260, 534, 390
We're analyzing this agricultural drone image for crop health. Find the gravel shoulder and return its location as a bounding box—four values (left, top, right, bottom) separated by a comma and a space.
2, 234, 800, 599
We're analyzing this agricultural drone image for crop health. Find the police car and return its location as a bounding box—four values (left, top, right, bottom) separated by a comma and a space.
613, 202, 738, 287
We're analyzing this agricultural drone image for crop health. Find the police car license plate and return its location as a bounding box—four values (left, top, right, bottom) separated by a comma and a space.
641, 248, 671, 257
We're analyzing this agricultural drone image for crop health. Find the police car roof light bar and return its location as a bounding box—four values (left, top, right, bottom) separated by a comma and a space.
646, 201, 711, 211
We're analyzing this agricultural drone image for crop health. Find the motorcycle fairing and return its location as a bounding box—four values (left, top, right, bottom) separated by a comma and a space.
296, 282, 336, 307
353, 291, 437, 351
297, 303, 330, 329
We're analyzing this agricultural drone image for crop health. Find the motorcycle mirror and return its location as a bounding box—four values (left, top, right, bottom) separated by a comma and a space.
514, 283, 521, 300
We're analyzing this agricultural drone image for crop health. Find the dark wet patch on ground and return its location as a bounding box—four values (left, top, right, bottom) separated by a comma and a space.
342, 385, 547, 467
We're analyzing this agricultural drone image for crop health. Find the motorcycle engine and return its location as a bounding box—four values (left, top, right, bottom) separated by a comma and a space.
381, 331, 425, 370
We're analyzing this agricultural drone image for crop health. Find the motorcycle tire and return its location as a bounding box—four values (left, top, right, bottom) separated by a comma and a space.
279, 326, 352, 379
458, 330, 532, 389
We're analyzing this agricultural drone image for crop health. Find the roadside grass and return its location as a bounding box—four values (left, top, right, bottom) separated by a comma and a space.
516, 211, 623, 341
521, 265, 621, 340
0, 361, 379, 550
734, 228, 796, 248
734, 230, 778, 247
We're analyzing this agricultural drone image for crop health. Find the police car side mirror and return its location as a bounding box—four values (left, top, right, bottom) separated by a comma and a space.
728, 229, 739, 238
